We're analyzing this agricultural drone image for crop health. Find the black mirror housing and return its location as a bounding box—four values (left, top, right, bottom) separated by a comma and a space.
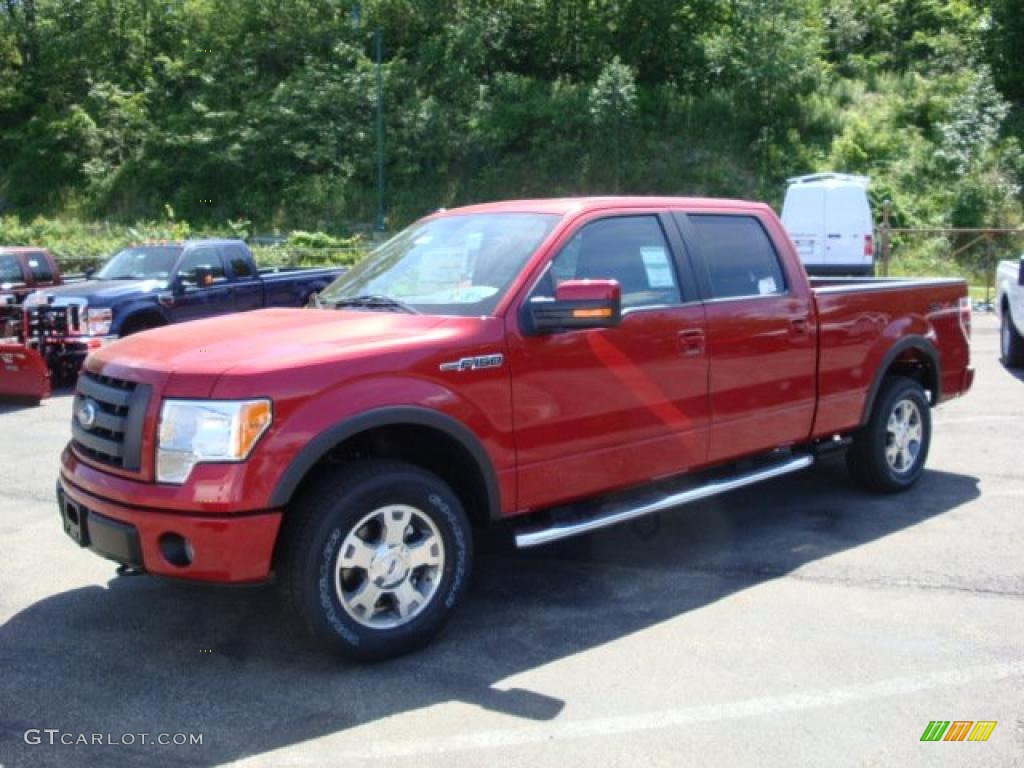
527, 279, 622, 334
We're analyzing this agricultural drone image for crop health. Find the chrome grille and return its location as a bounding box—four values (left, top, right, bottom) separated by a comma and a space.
71, 372, 151, 471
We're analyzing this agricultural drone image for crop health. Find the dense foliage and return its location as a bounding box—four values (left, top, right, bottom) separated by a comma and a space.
0, 0, 1022, 276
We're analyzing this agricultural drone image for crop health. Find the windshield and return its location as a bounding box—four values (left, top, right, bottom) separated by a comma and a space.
317, 213, 560, 316
0, 253, 22, 284
96, 246, 183, 280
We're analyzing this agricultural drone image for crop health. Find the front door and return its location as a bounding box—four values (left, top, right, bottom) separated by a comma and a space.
170, 247, 232, 323
508, 212, 710, 511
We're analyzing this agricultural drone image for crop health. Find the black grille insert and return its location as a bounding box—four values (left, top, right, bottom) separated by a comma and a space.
72, 372, 151, 471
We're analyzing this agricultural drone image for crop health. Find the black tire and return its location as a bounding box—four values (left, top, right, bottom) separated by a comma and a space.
847, 376, 931, 493
1001, 305, 1024, 368
278, 460, 473, 661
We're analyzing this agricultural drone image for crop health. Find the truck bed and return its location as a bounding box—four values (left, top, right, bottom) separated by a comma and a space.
810, 275, 970, 438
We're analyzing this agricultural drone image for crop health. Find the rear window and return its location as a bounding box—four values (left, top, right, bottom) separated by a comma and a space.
689, 215, 786, 300
0, 253, 22, 283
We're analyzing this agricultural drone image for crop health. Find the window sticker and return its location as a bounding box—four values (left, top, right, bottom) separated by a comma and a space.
640, 246, 675, 288
758, 276, 778, 295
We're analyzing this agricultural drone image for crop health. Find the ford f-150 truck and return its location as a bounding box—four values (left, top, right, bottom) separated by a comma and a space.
23, 238, 343, 381
996, 254, 1024, 367
57, 197, 974, 660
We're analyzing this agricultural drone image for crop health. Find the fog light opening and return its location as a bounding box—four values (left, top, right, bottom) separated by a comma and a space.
159, 533, 194, 568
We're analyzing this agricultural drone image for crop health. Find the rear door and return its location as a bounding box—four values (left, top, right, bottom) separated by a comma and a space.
675, 212, 816, 463
508, 211, 710, 510
224, 244, 263, 311
781, 185, 825, 269
825, 185, 871, 269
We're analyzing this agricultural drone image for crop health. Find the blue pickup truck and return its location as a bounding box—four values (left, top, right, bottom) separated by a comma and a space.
23, 238, 343, 381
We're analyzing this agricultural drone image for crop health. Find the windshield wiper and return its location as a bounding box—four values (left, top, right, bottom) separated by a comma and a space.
332, 294, 420, 314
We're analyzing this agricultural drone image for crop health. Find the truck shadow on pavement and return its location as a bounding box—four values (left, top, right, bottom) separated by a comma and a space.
0, 457, 979, 767
0, 386, 75, 414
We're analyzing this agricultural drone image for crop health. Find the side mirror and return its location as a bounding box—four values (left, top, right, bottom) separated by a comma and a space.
1018, 256, 1024, 287
84, 267, 95, 279
528, 279, 621, 334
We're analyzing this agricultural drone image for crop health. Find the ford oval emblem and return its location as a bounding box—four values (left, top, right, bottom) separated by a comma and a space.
77, 399, 98, 430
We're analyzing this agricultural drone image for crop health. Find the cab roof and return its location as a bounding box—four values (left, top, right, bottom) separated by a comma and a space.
435, 196, 771, 217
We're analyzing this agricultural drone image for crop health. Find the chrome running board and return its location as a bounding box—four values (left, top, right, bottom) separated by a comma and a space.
514, 454, 814, 548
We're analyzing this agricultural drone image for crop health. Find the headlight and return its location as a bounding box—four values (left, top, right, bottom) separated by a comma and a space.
84, 307, 112, 336
157, 399, 273, 484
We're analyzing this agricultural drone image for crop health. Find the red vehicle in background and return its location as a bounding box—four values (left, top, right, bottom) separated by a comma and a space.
56, 197, 974, 660
1, 247, 63, 402
0, 247, 63, 299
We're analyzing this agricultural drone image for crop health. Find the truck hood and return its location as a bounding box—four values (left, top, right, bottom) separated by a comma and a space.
31, 279, 166, 305
91, 308, 453, 382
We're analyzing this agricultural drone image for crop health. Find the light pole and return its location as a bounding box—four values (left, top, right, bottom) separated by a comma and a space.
350, 3, 385, 233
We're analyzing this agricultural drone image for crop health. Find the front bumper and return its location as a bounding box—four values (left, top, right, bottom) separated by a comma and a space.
57, 475, 282, 583
962, 366, 975, 394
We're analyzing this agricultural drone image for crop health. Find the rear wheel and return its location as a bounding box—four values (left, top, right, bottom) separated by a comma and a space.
847, 376, 931, 493
279, 460, 473, 661
1001, 306, 1024, 368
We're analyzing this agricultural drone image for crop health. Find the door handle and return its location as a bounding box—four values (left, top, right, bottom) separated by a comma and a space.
677, 329, 705, 357
789, 318, 810, 336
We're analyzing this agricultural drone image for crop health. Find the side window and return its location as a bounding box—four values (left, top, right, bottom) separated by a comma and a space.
27, 252, 54, 282
224, 245, 254, 278
547, 216, 681, 309
0, 254, 22, 283
689, 215, 786, 300
177, 248, 226, 284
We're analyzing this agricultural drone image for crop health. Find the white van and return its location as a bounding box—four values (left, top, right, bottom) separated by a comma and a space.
781, 173, 875, 276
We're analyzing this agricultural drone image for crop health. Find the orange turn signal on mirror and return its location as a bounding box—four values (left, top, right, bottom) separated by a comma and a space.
571, 308, 613, 319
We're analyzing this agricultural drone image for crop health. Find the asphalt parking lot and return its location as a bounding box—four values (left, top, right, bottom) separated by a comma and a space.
0, 313, 1021, 767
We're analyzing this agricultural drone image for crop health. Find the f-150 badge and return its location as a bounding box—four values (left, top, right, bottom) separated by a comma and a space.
439, 354, 504, 372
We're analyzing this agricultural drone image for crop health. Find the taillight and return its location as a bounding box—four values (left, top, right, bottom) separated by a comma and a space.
959, 295, 971, 339
864, 234, 874, 257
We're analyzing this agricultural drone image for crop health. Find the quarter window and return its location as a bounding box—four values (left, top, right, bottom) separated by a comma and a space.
547, 216, 681, 309
689, 215, 786, 300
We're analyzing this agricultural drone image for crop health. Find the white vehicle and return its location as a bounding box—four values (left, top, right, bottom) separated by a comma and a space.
996, 255, 1024, 367
781, 173, 875, 276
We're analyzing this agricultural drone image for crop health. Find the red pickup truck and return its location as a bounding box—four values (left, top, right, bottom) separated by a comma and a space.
0, 247, 62, 300
1, 248, 63, 400
57, 197, 974, 659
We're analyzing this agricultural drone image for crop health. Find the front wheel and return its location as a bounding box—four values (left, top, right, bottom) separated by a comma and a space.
847, 376, 931, 493
279, 460, 473, 661
1001, 308, 1024, 368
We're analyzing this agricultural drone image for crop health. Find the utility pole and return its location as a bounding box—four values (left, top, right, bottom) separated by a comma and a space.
375, 28, 385, 233
880, 199, 891, 277
351, 2, 385, 234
